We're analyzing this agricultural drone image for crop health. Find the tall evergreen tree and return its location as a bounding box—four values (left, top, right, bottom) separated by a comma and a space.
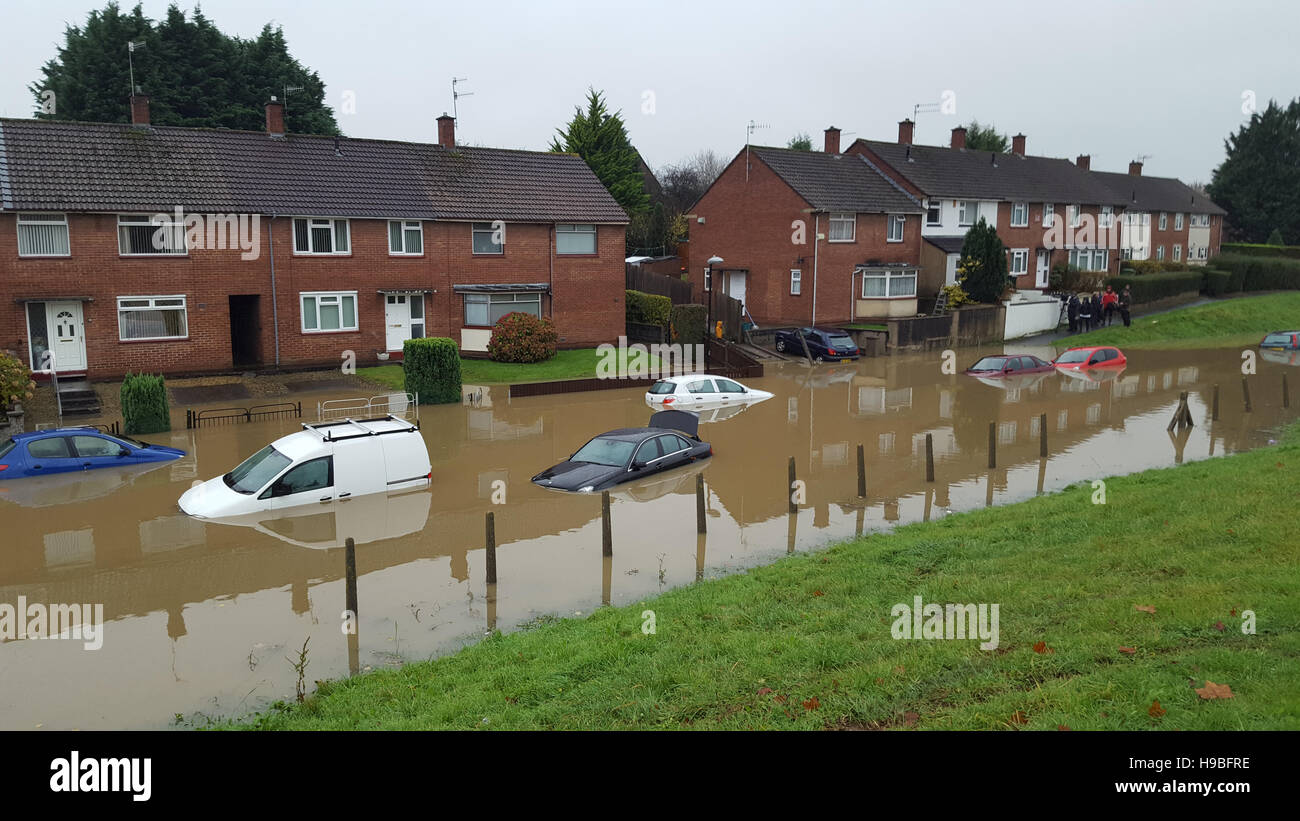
958, 217, 1009, 303
963, 119, 1009, 153
1208, 98, 1300, 244
551, 88, 649, 215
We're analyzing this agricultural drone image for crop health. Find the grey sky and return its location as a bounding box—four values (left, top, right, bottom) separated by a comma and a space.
2, 0, 1296, 184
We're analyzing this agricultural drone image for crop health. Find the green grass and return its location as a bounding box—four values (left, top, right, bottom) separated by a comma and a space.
842, 323, 888, 332
1058, 292, 1300, 351
237, 425, 1300, 730
360, 348, 663, 389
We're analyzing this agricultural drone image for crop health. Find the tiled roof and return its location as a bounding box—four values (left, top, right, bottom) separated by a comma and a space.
924, 236, 966, 254
1089, 170, 1226, 216
854, 139, 1129, 206
0, 119, 628, 222
752, 147, 923, 214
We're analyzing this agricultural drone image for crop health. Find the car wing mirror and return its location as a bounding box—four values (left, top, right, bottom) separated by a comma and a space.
118, 448, 131, 457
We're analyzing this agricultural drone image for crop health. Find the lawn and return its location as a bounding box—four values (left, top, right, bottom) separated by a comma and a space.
1057, 292, 1300, 351
360, 348, 662, 389
238, 425, 1300, 730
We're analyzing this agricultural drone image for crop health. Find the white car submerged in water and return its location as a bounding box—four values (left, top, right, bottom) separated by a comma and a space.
644, 374, 773, 409
179, 416, 431, 518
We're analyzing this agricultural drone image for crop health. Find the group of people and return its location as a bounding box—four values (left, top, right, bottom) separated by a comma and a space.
1066, 285, 1132, 332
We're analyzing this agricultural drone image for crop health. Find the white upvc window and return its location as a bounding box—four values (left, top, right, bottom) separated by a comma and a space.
1173, 244, 1182, 262
118, 214, 186, 255
1042, 203, 1055, 227
117, 295, 188, 341
887, 215, 905, 242
704, 268, 711, 291
472, 222, 505, 254
790, 269, 802, 295
1068, 248, 1109, 272
861, 268, 918, 298
1156, 245, 1165, 261
301, 291, 358, 332
388, 220, 423, 255
556, 223, 597, 254
1197, 246, 1208, 260
293, 218, 350, 255
1159, 212, 1168, 230
828, 212, 856, 242
1100, 206, 1114, 228
1174, 213, 1184, 230
1068, 205, 1081, 228
17, 212, 71, 256
958, 201, 978, 227
1010, 249, 1029, 275
926, 199, 942, 226
1011, 202, 1028, 227
464, 292, 542, 326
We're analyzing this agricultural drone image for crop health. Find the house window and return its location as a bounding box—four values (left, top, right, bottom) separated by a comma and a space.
1010, 249, 1029, 275
1156, 245, 1165, 261
1100, 206, 1114, 228
293, 218, 350, 255
17, 213, 70, 256
1122, 248, 1133, 260
1174, 213, 1184, 230
388, 220, 423, 255
828, 212, 856, 242
472, 222, 504, 254
1068, 249, 1109, 271
926, 200, 942, 226
301, 291, 358, 332
790, 269, 801, 295
464, 292, 542, 326
887, 215, 905, 242
958, 201, 978, 227
861, 268, 918, 298
117, 296, 188, 340
1197, 246, 1208, 260
118, 214, 186, 255
1042, 203, 1054, 227
556, 223, 597, 254
704, 268, 711, 291
1011, 202, 1028, 227
1068, 205, 1081, 228
1159, 212, 1168, 230
1173, 244, 1182, 262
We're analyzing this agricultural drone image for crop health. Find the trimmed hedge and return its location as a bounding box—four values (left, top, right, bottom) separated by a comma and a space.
1220, 243, 1300, 261
120, 372, 170, 434
403, 337, 462, 405
487, 312, 558, 363
1202, 269, 1232, 296
1121, 259, 1193, 275
670, 304, 707, 345
1208, 253, 1300, 292
1103, 270, 1203, 303
625, 289, 671, 328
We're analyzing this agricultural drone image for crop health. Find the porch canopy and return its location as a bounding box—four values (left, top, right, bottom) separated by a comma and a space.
13, 295, 94, 303
451, 283, 550, 293
376, 288, 434, 296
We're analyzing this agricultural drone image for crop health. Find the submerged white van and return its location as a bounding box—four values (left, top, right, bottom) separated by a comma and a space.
178, 416, 431, 518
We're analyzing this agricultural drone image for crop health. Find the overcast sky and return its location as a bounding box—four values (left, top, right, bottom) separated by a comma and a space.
2, 0, 1296, 183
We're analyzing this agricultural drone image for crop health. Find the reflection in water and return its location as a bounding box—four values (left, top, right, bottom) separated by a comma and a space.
1, 347, 1297, 729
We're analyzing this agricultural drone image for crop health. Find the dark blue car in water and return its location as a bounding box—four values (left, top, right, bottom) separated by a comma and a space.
0, 428, 185, 479
773, 327, 861, 361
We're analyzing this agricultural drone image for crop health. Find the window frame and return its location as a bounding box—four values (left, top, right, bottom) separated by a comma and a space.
17, 212, 71, 257
1173, 244, 1182, 262
117, 213, 187, 257
293, 217, 351, 256
1010, 202, 1028, 227
1156, 245, 1165, 261
556, 223, 597, 255
790, 268, 802, 295
463, 291, 543, 327
1042, 203, 1054, 227
887, 214, 905, 243
1174, 213, 1184, 231
300, 291, 359, 333
472, 222, 505, 255
387, 220, 424, 256
1159, 212, 1168, 230
1009, 249, 1029, 276
116, 295, 189, 342
957, 201, 978, 227
1068, 204, 1081, 228
861, 268, 918, 299
925, 200, 942, 227
1100, 205, 1114, 228
828, 212, 856, 242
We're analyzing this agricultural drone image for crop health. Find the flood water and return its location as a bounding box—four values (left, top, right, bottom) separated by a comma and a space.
2, 343, 1296, 729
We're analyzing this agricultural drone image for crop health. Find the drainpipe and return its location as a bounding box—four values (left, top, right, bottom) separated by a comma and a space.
812, 212, 821, 326
268, 214, 281, 366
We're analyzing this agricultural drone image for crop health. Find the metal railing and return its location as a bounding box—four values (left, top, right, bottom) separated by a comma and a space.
186, 401, 302, 429
317, 393, 418, 422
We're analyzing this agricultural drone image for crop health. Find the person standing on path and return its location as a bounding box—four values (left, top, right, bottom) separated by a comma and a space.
1118, 286, 1133, 327
1067, 293, 1080, 332
1102, 286, 1118, 326
1077, 293, 1093, 332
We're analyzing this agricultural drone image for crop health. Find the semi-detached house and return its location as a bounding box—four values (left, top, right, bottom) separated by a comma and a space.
0, 97, 628, 379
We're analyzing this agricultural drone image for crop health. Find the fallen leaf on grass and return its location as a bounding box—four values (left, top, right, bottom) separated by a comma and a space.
1230, 608, 1237, 617
802, 697, 820, 711
1135, 605, 1156, 615
1057, 724, 1071, 731
903, 711, 919, 727
1214, 621, 1225, 632
812, 590, 824, 597
1195, 681, 1234, 700
773, 694, 788, 705
756, 687, 773, 697
1008, 710, 1028, 726
1149, 700, 1166, 718
893, 665, 905, 675
1033, 641, 1053, 654
1119, 646, 1137, 655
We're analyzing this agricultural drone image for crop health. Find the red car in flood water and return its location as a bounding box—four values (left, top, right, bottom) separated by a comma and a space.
1053, 345, 1127, 372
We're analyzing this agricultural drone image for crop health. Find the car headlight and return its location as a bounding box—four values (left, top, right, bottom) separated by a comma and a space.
579, 485, 595, 493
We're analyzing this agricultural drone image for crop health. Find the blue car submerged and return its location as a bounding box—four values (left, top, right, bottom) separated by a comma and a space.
0, 427, 185, 479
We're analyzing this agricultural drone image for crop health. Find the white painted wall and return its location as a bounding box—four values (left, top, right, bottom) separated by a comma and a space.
1003, 295, 1061, 340
461, 328, 492, 353
1188, 218, 1211, 265
922, 198, 998, 236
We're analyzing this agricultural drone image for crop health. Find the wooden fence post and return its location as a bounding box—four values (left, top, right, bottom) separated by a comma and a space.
344, 537, 358, 621
485, 512, 497, 584
1242, 377, 1252, 412
695, 474, 707, 534
788, 456, 798, 514
925, 433, 935, 482
987, 422, 997, 469
1211, 384, 1220, 421
601, 491, 612, 556
1284, 374, 1291, 409
856, 444, 866, 498
1039, 412, 1048, 458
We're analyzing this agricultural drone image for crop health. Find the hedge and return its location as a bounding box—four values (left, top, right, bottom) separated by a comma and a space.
487, 312, 557, 363
120, 372, 170, 434
402, 337, 462, 404
1220, 243, 1300, 261
1103, 270, 1203, 303
1202, 269, 1232, 296
1207, 253, 1300, 292
1120, 259, 1193, 275
625, 289, 671, 328
670, 304, 707, 345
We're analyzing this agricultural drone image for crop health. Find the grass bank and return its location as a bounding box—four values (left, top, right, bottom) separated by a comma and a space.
1058, 292, 1300, 351
360, 348, 661, 389
241, 423, 1300, 730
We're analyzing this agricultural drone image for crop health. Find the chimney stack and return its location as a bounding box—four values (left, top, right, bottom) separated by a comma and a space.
950, 126, 967, 150
898, 119, 914, 145
129, 93, 150, 126
1128, 160, 1143, 176
823, 126, 841, 154
1076, 154, 1091, 171
437, 113, 456, 148
1011, 133, 1026, 156
265, 97, 285, 136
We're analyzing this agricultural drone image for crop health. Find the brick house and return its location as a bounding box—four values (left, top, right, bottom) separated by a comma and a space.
1087, 161, 1225, 265
687, 127, 925, 326
0, 98, 627, 379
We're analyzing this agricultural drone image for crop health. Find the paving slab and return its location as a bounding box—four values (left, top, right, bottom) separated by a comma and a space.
169, 383, 251, 404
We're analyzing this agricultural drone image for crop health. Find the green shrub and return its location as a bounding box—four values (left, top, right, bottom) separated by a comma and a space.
0, 352, 36, 410
957, 218, 1008, 303
487, 312, 558, 363
1104, 270, 1203, 303
1265, 229, 1285, 246
1053, 264, 1105, 293
120, 372, 170, 434
1202, 269, 1233, 296
1220, 242, 1300, 260
403, 338, 462, 404
1123, 259, 1192, 275
1209, 253, 1300, 291
625, 290, 671, 327
670, 304, 708, 345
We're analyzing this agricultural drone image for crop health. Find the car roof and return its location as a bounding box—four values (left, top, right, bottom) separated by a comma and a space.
656, 373, 741, 383
11, 426, 104, 441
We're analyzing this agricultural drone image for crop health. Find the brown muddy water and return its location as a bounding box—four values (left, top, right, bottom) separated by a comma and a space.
2, 344, 1296, 729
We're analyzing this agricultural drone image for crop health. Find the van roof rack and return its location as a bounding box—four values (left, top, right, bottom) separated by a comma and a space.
300, 414, 418, 442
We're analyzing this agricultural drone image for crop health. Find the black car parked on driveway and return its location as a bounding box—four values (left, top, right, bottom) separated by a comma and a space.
773, 327, 860, 361
531, 410, 712, 493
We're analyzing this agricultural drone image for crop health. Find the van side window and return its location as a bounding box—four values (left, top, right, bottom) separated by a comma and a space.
267, 456, 333, 498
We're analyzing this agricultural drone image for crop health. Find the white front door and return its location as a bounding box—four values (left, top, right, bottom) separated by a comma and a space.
727, 272, 747, 311
46, 301, 87, 371
1035, 251, 1051, 289
384, 295, 425, 351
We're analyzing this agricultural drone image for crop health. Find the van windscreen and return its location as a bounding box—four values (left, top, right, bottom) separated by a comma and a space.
224, 444, 292, 494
